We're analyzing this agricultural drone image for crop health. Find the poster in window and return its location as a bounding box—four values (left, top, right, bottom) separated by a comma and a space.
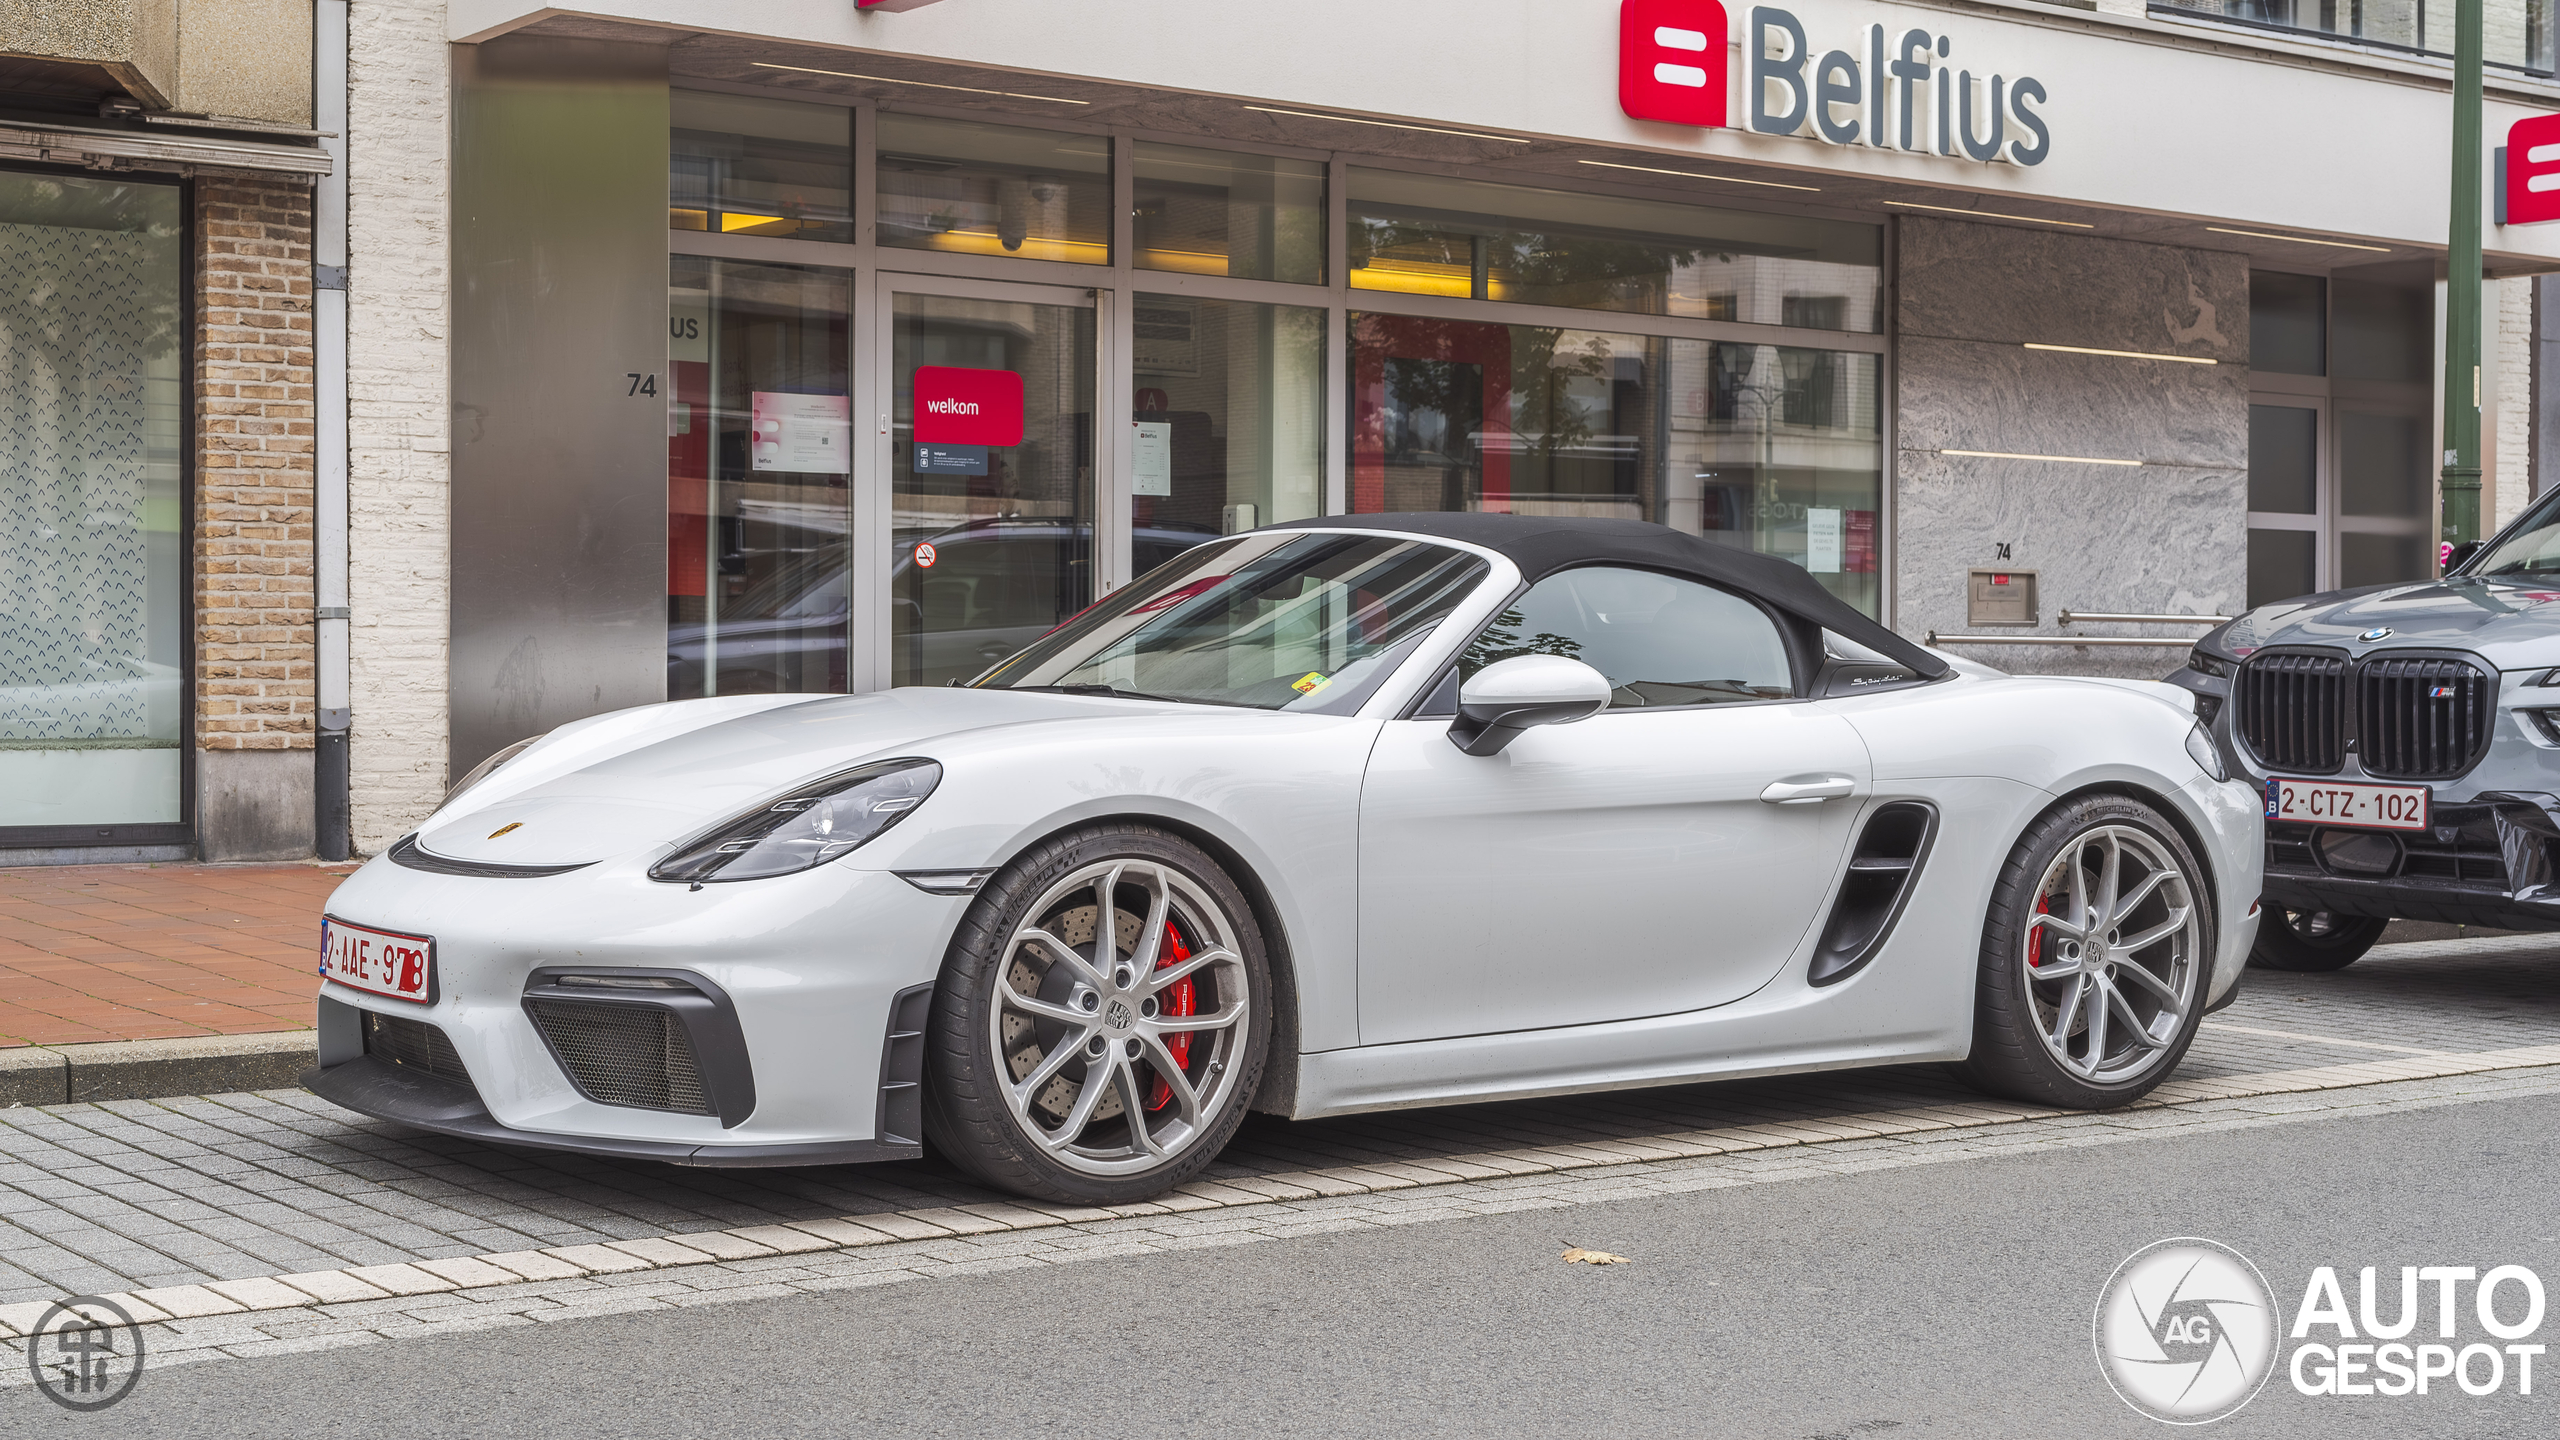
750, 391, 851, 475
1132, 299, 1199, 376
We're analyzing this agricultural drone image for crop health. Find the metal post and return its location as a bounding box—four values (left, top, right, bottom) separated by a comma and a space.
2443, 0, 2486, 555
314, 0, 351, 860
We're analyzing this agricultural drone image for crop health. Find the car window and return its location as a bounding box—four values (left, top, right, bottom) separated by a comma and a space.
1456, 566, 1795, 708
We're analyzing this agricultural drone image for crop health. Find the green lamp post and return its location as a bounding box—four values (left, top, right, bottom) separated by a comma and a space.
2442, 0, 2485, 560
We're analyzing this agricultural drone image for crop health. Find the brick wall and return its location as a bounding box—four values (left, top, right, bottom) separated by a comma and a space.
195, 176, 316, 754
347, 0, 453, 853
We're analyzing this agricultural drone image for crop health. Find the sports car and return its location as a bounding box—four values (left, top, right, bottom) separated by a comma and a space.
308, 513, 2262, 1203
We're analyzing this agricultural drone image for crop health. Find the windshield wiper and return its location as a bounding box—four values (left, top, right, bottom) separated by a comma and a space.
1013, 683, 1256, 707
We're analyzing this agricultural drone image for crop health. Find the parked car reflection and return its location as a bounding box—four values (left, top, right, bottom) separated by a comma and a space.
667, 519, 1215, 696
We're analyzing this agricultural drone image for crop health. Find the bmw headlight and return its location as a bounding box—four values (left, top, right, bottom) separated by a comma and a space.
2186, 648, 2229, 679
2184, 721, 2228, 783
650, 759, 940, 884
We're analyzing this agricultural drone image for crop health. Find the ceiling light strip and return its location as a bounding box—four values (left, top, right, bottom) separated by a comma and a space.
1576, 159, 1820, 193
2022, 342, 2218, 366
2204, 226, 2390, 253
1882, 200, 2092, 228
750, 61, 1088, 105
1940, 448, 2144, 467
1240, 106, 1530, 143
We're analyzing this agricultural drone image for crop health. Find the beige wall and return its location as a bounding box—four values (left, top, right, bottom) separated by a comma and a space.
177, 0, 311, 125
346, 0, 453, 853
0, 0, 310, 123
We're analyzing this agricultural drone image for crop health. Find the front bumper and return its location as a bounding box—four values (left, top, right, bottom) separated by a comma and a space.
303, 849, 964, 1164
2260, 795, 2560, 932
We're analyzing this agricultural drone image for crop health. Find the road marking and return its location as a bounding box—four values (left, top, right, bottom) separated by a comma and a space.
2199, 1021, 2449, 1055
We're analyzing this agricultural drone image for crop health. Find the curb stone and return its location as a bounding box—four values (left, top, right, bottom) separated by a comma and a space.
0, 1031, 315, 1107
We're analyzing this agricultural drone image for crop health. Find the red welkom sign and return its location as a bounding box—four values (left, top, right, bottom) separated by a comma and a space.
912, 366, 1024, 446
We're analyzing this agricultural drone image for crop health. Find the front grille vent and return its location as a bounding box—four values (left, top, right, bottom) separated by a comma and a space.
525, 999, 713, 1116
2358, 656, 2495, 780
2235, 652, 2348, 774
363, 1011, 473, 1086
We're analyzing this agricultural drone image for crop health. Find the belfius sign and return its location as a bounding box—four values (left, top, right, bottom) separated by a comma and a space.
1620, 0, 2054, 166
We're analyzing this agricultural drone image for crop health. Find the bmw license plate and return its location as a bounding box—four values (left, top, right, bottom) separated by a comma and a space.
2265, 777, 2430, 832
319, 917, 435, 1004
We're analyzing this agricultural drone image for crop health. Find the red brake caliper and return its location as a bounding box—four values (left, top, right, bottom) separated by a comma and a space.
2029, 892, 2050, 968
1146, 922, 1197, 1111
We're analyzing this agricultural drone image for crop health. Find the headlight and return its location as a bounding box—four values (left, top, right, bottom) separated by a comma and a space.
650, 759, 940, 884
437, 734, 543, 814
2534, 668, 2560, 687
2186, 648, 2229, 679
2185, 721, 2228, 783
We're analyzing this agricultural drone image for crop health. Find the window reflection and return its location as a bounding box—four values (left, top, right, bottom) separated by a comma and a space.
1348, 168, 1879, 331
1133, 294, 1326, 563
1350, 315, 1882, 615
1133, 142, 1325, 284
876, 114, 1111, 265
670, 91, 852, 243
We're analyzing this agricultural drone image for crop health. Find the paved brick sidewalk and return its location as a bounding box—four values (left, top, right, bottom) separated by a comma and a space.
0, 863, 351, 1047
9, 1060, 2557, 1384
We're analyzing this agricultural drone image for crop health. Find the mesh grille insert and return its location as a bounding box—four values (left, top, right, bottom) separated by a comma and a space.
525, 998, 712, 1116
2357, 656, 2495, 780
363, 1011, 473, 1087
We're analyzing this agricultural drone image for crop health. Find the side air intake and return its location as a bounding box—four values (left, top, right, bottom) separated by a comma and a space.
1808, 802, 1938, 987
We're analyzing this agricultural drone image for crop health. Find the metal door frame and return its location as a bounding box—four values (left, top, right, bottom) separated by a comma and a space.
862, 270, 1116, 693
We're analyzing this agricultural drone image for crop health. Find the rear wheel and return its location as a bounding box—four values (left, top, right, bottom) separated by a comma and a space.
2248, 908, 2386, 972
1959, 795, 2212, 1109
923, 825, 1270, 1204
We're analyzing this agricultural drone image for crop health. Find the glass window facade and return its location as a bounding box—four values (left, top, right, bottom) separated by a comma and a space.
1349, 315, 1884, 614
0, 172, 184, 830
876, 113, 1112, 265
667, 257, 853, 700
1348, 167, 1880, 332
2154, 0, 2553, 76
671, 91, 854, 243
665, 92, 1897, 665
1133, 295, 1327, 558
1133, 142, 1325, 284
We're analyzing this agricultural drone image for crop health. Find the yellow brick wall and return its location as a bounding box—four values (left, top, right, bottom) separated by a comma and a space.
195, 177, 316, 753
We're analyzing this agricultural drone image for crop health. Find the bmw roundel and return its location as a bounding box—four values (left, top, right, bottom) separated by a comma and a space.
2359, 627, 2393, 641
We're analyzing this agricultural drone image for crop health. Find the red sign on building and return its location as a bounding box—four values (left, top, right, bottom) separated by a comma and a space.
1620, 0, 1729, 128
912, 366, 1024, 446
2504, 113, 2560, 226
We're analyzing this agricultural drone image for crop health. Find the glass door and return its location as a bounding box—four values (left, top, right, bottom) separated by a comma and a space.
881, 280, 1099, 687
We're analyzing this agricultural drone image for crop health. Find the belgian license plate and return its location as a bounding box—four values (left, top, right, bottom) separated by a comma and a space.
2265, 777, 2431, 832
319, 917, 435, 1004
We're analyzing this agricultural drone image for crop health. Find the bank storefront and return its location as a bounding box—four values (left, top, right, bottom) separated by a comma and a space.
401, 0, 2560, 824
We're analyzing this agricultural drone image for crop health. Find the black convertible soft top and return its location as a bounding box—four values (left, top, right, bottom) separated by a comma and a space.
1272, 512, 1947, 679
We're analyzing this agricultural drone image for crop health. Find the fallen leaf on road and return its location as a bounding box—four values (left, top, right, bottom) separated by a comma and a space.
1560, 1246, 1630, 1266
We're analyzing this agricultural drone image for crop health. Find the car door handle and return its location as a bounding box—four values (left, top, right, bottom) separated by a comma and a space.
1760, 775, 1857, 805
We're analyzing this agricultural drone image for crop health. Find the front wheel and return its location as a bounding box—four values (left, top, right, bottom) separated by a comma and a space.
923, 825, 1271, 1204
2248, 908, 2386, 972
1958, 795, 2213, 1109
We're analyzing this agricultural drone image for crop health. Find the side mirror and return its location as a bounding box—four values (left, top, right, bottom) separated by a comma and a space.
1446, 655, 1612, 756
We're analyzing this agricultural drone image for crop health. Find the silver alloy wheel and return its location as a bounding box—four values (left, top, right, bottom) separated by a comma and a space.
2020, 823, 2202, 1086
989, 858, 1251, 1177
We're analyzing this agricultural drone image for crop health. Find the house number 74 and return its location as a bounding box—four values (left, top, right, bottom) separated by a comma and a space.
625, 372, 659, 397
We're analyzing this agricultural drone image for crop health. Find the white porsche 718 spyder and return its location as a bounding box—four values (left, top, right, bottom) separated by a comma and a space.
309, 514, 2262, 1203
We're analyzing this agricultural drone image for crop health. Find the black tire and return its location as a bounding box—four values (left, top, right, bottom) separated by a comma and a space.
2248, 908, 2387, 972
922, 823, 1272, 1204
1958, 794, 2216, 1109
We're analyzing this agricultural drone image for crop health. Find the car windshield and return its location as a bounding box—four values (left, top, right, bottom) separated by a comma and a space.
2470, 490, 2560, 578
973, 532, 1490, 712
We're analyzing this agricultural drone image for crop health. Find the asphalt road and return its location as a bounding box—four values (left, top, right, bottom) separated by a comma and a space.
19, 1086, 2554, 1439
